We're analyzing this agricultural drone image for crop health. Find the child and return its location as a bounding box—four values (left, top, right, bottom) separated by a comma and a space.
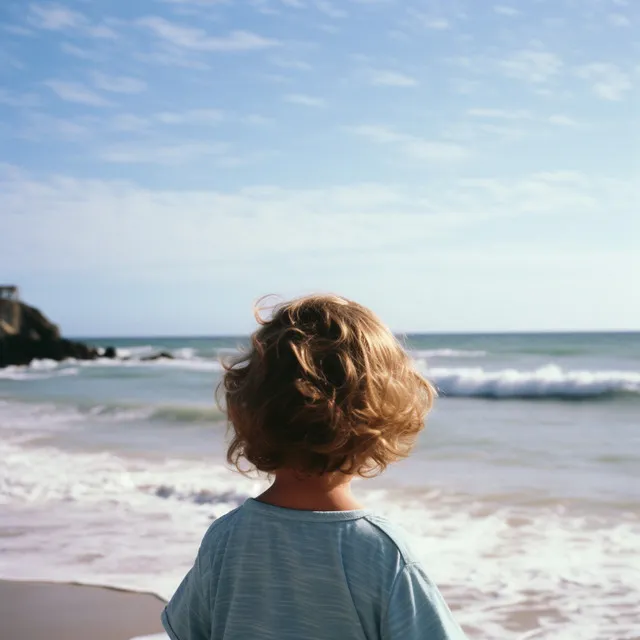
162, 294, 467, 640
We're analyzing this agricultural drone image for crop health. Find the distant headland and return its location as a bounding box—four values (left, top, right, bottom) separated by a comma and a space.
0, 286, 173, 368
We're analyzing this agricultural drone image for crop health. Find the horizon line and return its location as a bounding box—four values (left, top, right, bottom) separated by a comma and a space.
69, 329, 640, 341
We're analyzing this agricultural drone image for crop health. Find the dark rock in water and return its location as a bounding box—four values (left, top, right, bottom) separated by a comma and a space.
0, 299, 100, 368
0, 333, 99, 367
140, 351, 175, 361
103, 346, 117, 359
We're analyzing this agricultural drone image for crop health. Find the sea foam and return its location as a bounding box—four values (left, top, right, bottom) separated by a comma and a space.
1, 437, 639, 640
428, 364, 640, 399
4, 356, 639, 401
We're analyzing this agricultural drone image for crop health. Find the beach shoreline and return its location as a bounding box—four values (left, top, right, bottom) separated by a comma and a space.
0, 579, 166, 640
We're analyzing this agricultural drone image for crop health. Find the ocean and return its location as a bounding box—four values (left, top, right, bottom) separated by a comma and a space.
1, 332, 639, 639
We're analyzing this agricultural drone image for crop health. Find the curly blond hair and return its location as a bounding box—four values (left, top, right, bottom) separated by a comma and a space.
219, 294, 436, 477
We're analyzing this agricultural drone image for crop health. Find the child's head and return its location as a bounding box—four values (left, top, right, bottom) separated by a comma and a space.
220, 294, 435, 477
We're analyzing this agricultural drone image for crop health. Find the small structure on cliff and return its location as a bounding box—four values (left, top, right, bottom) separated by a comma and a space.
0, 286, 19, 299
0, 285, 22, 336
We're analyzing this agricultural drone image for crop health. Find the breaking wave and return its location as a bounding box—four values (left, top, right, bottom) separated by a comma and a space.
429, 365, 640, 399
2, 352, 639, 403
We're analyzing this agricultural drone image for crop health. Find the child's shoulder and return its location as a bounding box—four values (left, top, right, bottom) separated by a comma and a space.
199, 505, 243, 549
209, 504, 243, 531
360, 513, 421, 566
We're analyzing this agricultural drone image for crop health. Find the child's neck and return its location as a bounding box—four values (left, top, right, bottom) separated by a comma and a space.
257, 469, 364, 512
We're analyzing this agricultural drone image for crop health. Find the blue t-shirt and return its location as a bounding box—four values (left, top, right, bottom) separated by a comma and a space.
162, 498, 466, 640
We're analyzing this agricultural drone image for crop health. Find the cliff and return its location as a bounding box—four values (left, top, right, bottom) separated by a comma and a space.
0, 301, 101, 368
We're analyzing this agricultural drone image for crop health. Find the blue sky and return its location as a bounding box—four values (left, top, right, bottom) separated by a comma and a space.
1, 0, 638, 336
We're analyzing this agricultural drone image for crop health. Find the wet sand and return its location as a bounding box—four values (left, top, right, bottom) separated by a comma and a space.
0, 579, 166, 640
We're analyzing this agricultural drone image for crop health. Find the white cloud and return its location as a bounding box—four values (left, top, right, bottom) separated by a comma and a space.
369, 70, 418, 87
61, 43, 102, 61
493, 5, 519, 16
467, 108, 531, 120
608, 13, 631, 27
2, 162, 636, 334
91, 73, 147, 94
404, 140, 470, 162
28, 3, 85, 30
3, 24, 34, 36
134, 48, 210, 70
4, 167, 634, 284
501, 49, 562, 83
161, 0, 229, 4
459, 109, 582, 135
0, 170, 452, 277
243, 114, 274, 126
270, 56, 312, 70
350, 124, 469, 162
349, 125, 402, 144
457, 172, 600, 215
0, 50, 25, 70
110, 109, 225, 132
0, 89, 41, 108
20, 113, 94, 141
407, 9, 450, 30
427, 18, 449, 29
249, 0, 282, 16
138, 17, 279, 51
547, 114, 580, 127
261, 73, 291, 84
450, 78, 479, 95
156, 109, 224, 124
446, 122, 520, 143
284, 93, 327, 107
87, 25, 118, 39
463, 109, 581, 135
27, 3, 117, 38
111, 114, 151, 132
44, 80, 112, 107
577, 63, 632, 100
100, 142, 229, 165
315, 1, 347, 18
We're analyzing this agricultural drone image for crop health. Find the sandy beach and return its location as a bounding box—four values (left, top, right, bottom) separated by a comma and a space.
0, 580, 166, 640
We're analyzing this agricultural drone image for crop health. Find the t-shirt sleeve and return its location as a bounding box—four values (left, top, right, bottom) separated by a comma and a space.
162, 545, 212, 640
382, 563, 467, 640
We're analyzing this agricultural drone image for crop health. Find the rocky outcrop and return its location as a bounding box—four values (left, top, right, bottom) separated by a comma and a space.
140, 351, 174, 361
103, 346, 117, 359
0, 301, 102, 368
20, 303, 61, 341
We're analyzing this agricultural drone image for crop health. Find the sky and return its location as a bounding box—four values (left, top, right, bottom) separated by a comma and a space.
1, 0, 638, 336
